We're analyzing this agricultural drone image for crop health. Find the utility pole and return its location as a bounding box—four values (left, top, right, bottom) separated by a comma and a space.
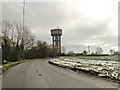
21, 0, 25, 59
23, 0, 25, 27
88, 46, 90, 55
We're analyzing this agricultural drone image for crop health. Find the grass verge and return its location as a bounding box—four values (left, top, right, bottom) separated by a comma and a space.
2, 60, 31, 74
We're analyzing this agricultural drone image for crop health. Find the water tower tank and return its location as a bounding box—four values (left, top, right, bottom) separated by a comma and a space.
51, 29, 62, 36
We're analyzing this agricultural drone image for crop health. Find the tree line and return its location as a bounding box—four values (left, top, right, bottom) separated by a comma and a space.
67, 47, 119, 56
1, 21, 59, 63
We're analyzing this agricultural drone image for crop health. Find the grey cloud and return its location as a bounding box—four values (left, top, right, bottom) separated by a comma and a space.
2, 2, 118, 53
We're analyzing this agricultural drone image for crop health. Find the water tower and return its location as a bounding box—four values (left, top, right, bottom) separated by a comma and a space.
51, 28, 62, 54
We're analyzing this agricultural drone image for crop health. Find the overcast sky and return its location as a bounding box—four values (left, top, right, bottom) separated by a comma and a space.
2, 0, 119, 53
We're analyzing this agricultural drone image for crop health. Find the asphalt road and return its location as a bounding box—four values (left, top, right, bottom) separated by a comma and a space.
2, 59, 118, 88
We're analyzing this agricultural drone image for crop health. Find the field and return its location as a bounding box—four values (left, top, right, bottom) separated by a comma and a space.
49, 55, 119, 81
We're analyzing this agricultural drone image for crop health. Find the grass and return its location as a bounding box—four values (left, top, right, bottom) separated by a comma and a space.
2, 60, 31, 73
59, 58, 66, 61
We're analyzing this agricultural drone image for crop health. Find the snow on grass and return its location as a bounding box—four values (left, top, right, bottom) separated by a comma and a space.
49, 56, 119, 80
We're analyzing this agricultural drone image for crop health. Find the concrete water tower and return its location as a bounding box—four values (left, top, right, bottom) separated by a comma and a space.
51, 27, 62, 54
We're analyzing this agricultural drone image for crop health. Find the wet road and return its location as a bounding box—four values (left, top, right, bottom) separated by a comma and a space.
2, 59, 118, 88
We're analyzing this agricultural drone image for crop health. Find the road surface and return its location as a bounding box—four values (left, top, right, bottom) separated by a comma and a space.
2, 59, 118, 88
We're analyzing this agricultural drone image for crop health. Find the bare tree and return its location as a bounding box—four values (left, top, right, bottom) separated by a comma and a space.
83, 50, 87, 55
96, 47, 103, 55
61, 46, 66, 54
109, 49, 115, 55
49, 44, 59, 56
2, 21, 35, 50
68, 51, 75, 56
2, 21, 35, 60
